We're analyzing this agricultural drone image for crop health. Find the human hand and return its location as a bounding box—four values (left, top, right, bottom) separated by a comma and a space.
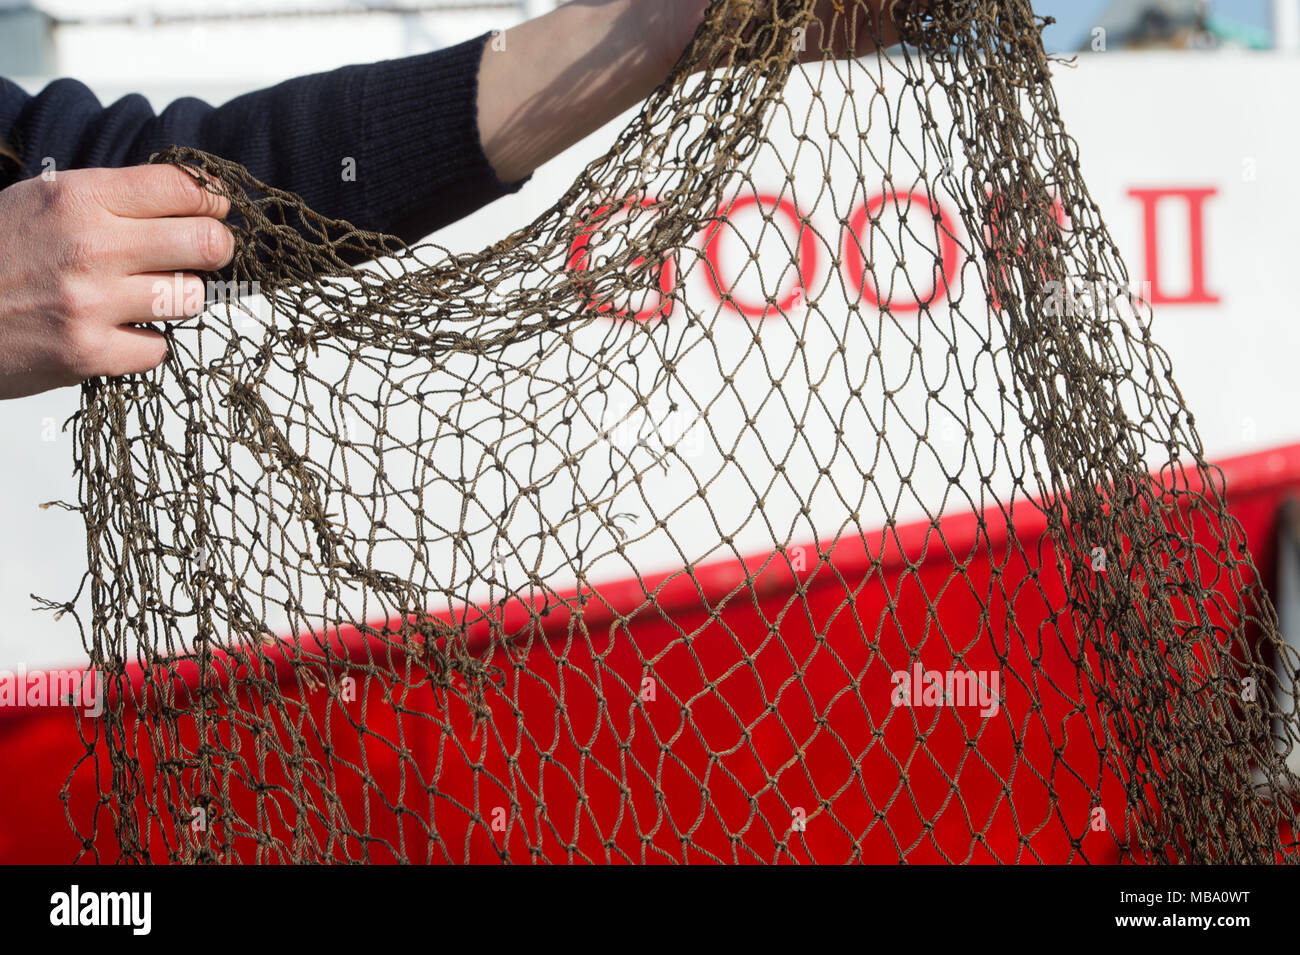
0, 165, 233, 400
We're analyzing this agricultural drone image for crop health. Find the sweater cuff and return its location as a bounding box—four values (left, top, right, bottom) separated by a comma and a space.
358, 31, 531, 241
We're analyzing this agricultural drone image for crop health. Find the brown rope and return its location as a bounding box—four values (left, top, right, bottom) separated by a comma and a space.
55, 0, 1300, 863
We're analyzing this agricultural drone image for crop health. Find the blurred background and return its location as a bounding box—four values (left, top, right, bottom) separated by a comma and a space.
0, 0, 1289, 81
2, 0, 1299, 671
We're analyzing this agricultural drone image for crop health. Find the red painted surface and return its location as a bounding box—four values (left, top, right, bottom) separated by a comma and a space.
567, 182, 1222, 326
1126, 187, 1221, 305
843, 189, 961, 312
2, 443, 1296, 864
704, 192, 820, 317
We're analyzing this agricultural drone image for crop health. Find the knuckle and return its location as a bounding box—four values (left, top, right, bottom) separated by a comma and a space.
194, 219, 233, 270
190, 172, 227, 217
53, 230, 110, 273
159, 165, 211, 217
44, 174, 90, 216
30, 179, 68, 223
160, 164, 198, 204
49, 276, 100, 324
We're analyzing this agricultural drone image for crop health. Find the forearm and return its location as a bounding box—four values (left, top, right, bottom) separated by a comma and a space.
477, 0, 708, 185
475, 0, 904, 185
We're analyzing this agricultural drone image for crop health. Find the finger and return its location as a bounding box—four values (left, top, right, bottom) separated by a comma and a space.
88, 164, 231, 221
95, 325, 169, 379
120, 273, 209, 324
120, 215, 235, 274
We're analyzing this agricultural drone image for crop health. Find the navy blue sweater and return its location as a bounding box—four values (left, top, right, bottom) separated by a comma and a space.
0, 32, 529, 242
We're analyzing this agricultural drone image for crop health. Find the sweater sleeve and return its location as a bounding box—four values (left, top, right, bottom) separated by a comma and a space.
0, 32, 530, 243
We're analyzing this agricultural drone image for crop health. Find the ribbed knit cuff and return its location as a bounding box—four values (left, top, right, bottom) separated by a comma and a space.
358, 32, 532, 241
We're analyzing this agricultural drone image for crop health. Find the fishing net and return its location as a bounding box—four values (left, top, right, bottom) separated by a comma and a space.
56, 0, 1300, 863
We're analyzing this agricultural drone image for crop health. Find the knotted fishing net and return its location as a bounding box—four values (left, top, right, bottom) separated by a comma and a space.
56, 0, 1300, 863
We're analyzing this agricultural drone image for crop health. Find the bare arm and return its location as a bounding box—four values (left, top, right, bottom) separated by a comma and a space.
477, 0, 903, 184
